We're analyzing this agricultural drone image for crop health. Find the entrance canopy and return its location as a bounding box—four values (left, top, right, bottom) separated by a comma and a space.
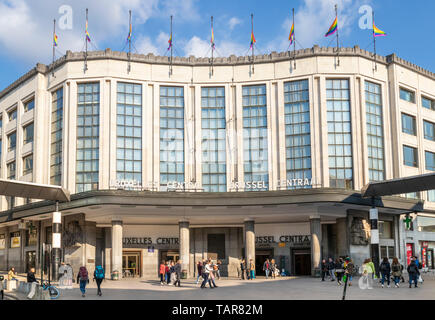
361, 173, 435, 198
0, 179, 70, 202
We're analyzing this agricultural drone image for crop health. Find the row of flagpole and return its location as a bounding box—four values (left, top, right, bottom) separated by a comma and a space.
51, 6, 387, 75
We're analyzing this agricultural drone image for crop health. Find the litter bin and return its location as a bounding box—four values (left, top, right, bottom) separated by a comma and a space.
181, 270, 187, 279
111, 270, 120, 280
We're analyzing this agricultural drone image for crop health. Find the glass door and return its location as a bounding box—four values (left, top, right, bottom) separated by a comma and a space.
122, 252, 141, 277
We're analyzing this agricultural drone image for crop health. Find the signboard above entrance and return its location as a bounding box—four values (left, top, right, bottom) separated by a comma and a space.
256, 235, 311, 245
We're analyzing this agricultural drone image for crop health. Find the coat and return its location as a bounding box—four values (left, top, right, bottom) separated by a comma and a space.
159, 264, 166, 275
391, 263, 402, 277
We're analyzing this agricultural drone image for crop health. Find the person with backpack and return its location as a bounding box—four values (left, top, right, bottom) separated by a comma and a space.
344, 257, 355, 286
379, 257, 391, 288
407, 258, 420, 288
94, 265, 105, 296
391, 257, 402, 288
77, 266, 89, 297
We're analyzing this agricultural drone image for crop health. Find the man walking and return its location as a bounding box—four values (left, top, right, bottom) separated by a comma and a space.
174, 260, 182, 287
327, 258, 335, 281
94, 265, 105, 296
240, 259, 247, 280
263, 259, 270, 279
407, 258, 420, 288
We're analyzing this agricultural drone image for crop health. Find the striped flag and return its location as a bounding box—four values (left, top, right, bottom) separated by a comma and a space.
86, 20, 91, 42
289, 22, 295, 45
250, 31, 256, 49
325, 17, 338, 37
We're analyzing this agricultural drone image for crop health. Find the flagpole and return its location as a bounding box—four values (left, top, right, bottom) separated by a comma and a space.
52, 19, 56, 77
128, 10, 132, 73
251, 13, 255, 74
211, 16, 214, 76
373, 11, 377, 71
335, 4, 340, 66
85, 8, 88, 72
170, 15, 173, 76
292, 8, 296, 69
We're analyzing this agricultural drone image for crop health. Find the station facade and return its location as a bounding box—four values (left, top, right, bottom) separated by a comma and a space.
0, 45, 434, 278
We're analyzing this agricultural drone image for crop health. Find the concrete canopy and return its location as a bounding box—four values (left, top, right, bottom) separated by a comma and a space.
361, 172, 435, 198
0, 179, 70, 202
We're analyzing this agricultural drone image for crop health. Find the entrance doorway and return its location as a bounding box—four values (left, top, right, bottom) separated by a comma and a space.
161, 250, 180, 263
122, 251, 141, 278
292, 248, 311, 276
255, 249, 274, 276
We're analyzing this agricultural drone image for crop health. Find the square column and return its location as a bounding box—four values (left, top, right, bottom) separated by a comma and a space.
310, 217, 322, 277
111, 220, 123, 279
179, 221, 190, 277
244, 220, 255, 266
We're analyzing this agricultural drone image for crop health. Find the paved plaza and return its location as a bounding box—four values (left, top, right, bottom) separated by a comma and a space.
7, 275, 435, 300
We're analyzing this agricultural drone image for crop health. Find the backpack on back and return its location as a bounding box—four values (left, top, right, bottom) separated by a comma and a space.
79, 267, 88, 281
95, 266, 105, 280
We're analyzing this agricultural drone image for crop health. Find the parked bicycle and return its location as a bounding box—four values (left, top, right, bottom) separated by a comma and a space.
41, 281, 60, 300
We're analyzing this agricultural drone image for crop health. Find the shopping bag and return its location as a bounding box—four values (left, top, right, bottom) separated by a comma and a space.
418, 275, 424, 283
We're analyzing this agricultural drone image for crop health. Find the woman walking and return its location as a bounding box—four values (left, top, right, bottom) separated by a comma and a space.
77, 266, 89, 297
391, 257, 402, 288
159, 260, 166, 285
335, 258, 344, 285
379, 257, 391, 288
249, 259, 256, 280
360, 258, 374, 289
343, 257, 354, 286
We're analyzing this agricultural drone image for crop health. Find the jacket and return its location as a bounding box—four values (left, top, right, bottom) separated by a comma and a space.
263, 261, 270, 271
27, 272, 37, 283
8, 270, 17, 281
240, 262, 246, 270
407, 262, 420, 275
327, 261, 335, 270
249, 262, 255, 271
321, 262, 328, 272
174, 263, 181, 276
391, 263, 402, 277
205, 264, 213, 274
344, 261, 354, 274
197, 264, 203, 274
379, 261, 391, 274
77, 267, 89, 283
159, 264, 166, 275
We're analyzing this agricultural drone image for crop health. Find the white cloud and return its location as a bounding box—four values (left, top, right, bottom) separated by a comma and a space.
135, 35, 159, 55
228, 17, 242, 31
184, 36, 210, 57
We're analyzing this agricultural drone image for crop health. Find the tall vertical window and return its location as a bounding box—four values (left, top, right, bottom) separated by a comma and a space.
365, 81, 385, 182
401, 113, 416, 135
160, 86, 184, 187
117, 83, 142, 184
243, 84, 268, 191
7, 162, 15, 179
326, 79, 353, 189
23, 154, 33, 175
76, 83, 99, 193
50, 88, 63, 185
403, 145, 418, 167
424, 120, 435, 141
284, 80, 311, 188
201, 87, 226, 192
7, 132, 16, 152
23, 122, 34, 144
425, 151, 435, 171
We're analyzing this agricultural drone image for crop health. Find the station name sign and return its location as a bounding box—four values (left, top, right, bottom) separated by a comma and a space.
256, 235, 311, 244
123, 237, 179, 245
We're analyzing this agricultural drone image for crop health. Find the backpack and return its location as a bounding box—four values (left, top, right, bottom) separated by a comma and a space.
95, 266, 105, 280
408, 264, 417, 273
380, 263, 387, 272
392, 264, 400, 272
79, 268, 88, 281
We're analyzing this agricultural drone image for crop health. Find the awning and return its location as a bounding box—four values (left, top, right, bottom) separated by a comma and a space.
0, 179, 70, 202
361, 173, 435, 198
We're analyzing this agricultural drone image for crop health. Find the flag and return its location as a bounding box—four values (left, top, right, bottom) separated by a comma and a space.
211, 27, 215, 49
289, 22, 295, 45
325, 17, 338, 37
250, 31, 256, 49
127, 23, 132, 43
86, 21, 91, 42
54, 33, 58, 47
167, 34, 172, 50
373, 23, 386, 37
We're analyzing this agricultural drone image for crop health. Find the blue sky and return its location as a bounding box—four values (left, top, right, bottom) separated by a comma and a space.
0, 0, 434, 91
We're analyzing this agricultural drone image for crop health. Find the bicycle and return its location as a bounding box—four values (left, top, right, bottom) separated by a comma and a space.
41, 282, 60, 300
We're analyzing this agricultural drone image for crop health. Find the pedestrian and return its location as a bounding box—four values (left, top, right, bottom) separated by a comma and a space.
335, 258, 344, 285
158, 260, 166, 285
361, 258, 374, 289
391, 257, 402, 288
216, 260, 222, 280
27, 267, 38, 283
240, 259, 247, 280
76, 266, 89, 297
400, 263, 405, 283
379, 257, 391, 288
165, 261, 170, 284
321, 259, 328, 281
270, 259, 277, 279
174, 260, 182, 287
196, 261, 203, 284
263, 259, 271, 279
367, 258, 377, 281
249, 259, 256, 280
209, 261, 218, 288
94, 265, 105, 296
343, 257, 354, 286
65, 264, 74, 289
8, 267, 18, 281
407, 258, 420, 288
201, 260, 216, 289
169, 261, 176, 285
327, 258, 336, 281
58, 262, 68, 289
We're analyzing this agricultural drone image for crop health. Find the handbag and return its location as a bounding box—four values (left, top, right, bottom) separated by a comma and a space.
418, 275, 424, 283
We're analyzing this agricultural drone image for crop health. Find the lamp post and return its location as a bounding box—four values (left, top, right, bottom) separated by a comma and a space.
370, 197, 380, 278
52, 201, 61, 282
